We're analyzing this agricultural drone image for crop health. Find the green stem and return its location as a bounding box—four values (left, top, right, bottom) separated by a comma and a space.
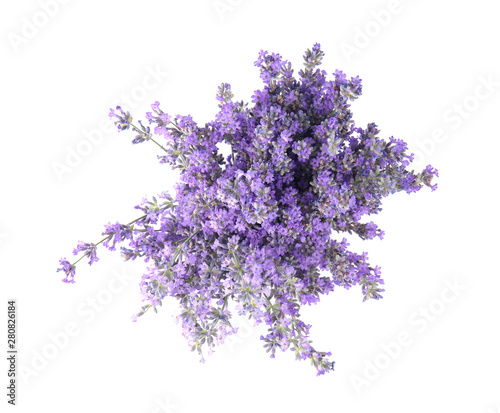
150, 137, 168, 153
263, 292, 280, 321
131, 123, 168, 153
70, 213, 147, 266
168, 122, 182, 134
263, 293, 273, 307
171, 228, 202, 264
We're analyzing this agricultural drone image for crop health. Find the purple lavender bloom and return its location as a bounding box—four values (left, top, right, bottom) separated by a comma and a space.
57, 258, 76, 284
102, 222, 133, 251
109, 106, 132, 131
59, 43, 438, 377
72, 241, 99, 265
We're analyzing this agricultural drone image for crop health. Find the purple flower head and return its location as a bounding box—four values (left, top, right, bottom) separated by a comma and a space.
109, 106, 132, 131
72, 241, 99, 265
59, 44, 438, 377
303, 42, 325, 69
102, 222, 133, 251
216, 83, 234, 106
131, 120, 151, 144
57, 258, 76, 284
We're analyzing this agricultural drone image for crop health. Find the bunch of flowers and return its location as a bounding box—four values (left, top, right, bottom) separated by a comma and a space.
57, 43, 438, 376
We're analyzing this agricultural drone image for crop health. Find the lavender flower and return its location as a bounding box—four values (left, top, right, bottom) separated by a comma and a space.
109, 106, 132, 131
57, 258, 76, 284
58, 44, 438, 376
72, 241, 98, 265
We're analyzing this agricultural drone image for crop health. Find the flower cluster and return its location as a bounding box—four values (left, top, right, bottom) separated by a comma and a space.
58, 43, 438, 376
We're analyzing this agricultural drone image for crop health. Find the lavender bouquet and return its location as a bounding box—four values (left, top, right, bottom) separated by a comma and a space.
58, 44, 438, 376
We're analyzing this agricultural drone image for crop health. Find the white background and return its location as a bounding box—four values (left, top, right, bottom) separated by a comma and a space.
1, 1, 499, 412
